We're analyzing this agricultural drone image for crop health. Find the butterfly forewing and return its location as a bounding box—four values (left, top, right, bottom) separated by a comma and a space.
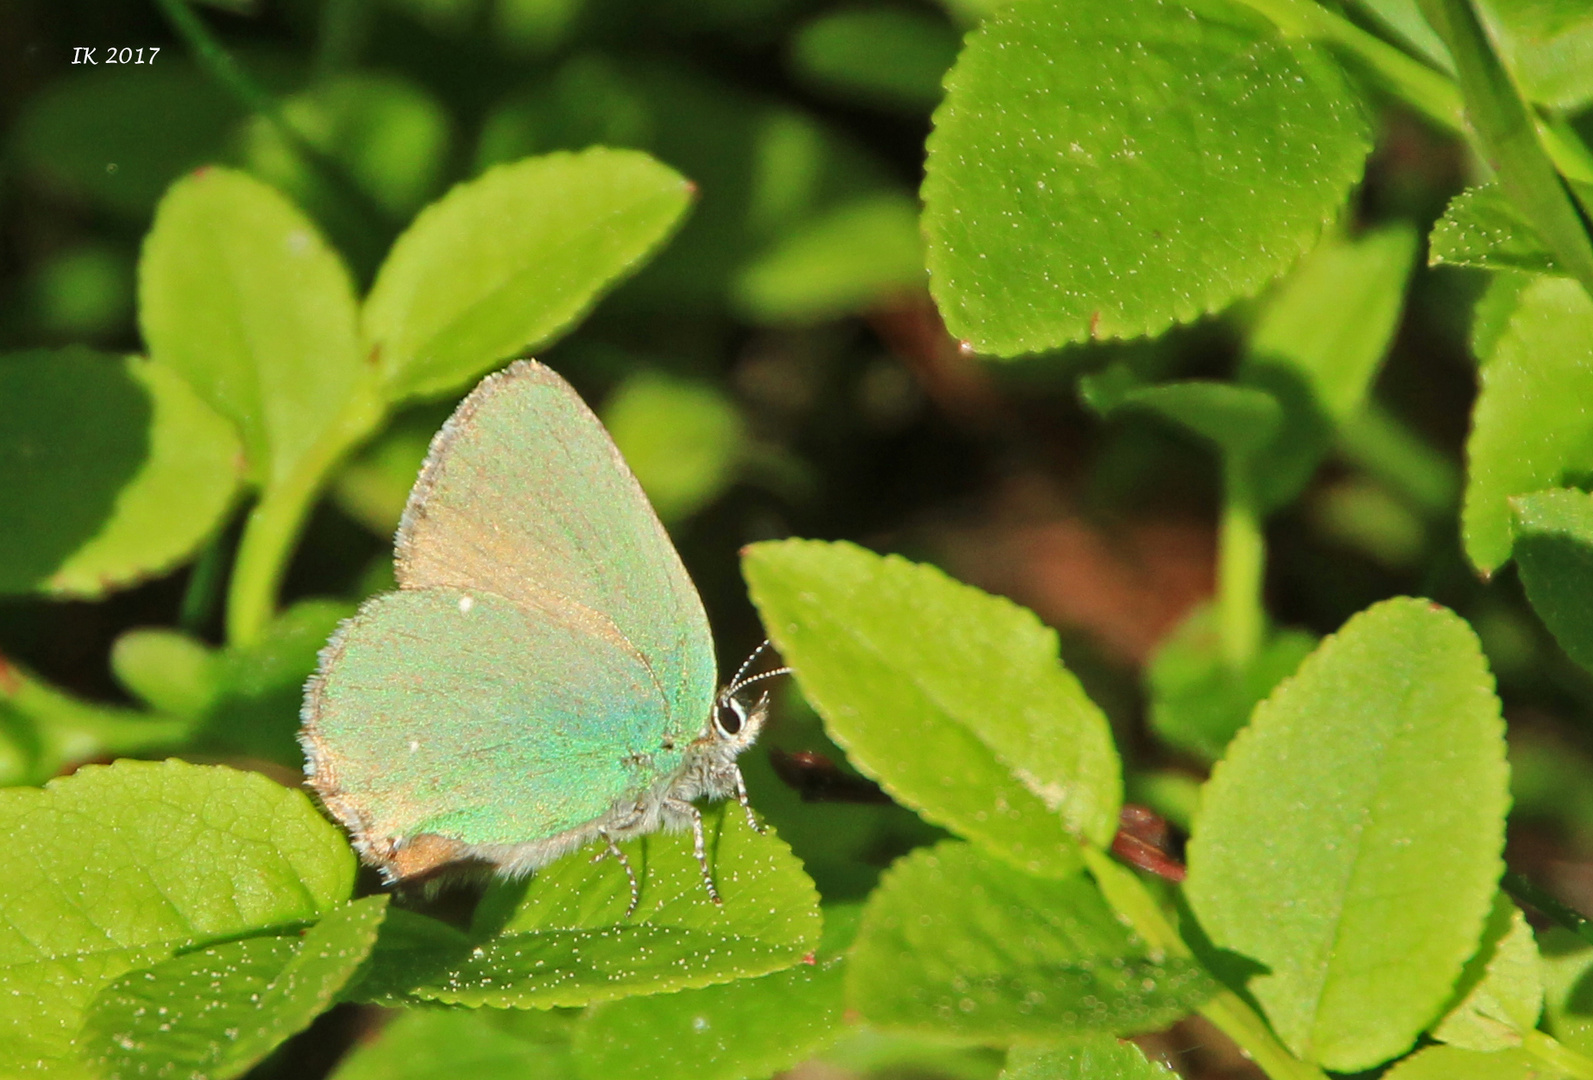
395, 360, 717, 730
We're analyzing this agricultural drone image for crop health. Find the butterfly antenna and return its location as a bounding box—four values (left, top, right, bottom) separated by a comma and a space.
728, 666, 794, 698
728, 640, 772, 692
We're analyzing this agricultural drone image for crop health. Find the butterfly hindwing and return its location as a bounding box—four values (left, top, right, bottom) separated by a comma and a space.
303, 588, 691, 860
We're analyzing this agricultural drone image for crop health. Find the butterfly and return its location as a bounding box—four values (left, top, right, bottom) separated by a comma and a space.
300, 360, 784, 911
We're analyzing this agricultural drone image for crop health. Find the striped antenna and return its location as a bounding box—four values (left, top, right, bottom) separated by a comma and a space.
725, 640, 792, 698
728, 665, 794, 697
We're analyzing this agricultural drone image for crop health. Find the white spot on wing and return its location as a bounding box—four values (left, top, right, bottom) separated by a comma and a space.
409, 740, 419, 753
458, 595, 474, 614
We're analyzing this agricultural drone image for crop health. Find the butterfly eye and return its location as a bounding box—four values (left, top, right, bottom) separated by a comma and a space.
716, 698, 747, 738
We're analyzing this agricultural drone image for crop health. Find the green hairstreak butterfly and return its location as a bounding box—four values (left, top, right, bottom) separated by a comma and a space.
301, 360, 783, 908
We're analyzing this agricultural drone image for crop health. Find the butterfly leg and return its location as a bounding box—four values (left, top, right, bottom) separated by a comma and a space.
597, 830, 641, 917
667, 798, 722, 905
732, 765, 765, 834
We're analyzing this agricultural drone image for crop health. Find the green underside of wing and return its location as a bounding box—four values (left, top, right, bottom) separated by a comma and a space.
308, 588, 704, 847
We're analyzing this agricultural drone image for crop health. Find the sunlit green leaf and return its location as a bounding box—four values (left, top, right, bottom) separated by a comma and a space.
744, 539, 1121, 875
1002, 1037, 1175, 1079
0, 348, 243, 597
358, 804, 820, 1008
821, 1029, 1004, 1080
1469, 270, 1533, 365
734, 693, 947, 904
1378, 1044, 1546, 1080
1345, 0, 1452, 68
80, 896, 387, 1080
363, 149, 692, 402
570, 905, 859, 1080
1430, 895, 1541, 1051
924, 0, 1369, 354
1489, 0, 1593, 111
1430, 186, 1559, 275
1513, 488, 1593, 674
140, 167, 367, 487
848, 842, 1214, 1040
329, 1009, 578, 1080
0, 760, 354, 1078
1464, 275, 1593, 573
1186, 598, 1508, 1071
1540, 928, 1593, 1058
1419, 0, 1593, 292
235, 72, 451, 272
